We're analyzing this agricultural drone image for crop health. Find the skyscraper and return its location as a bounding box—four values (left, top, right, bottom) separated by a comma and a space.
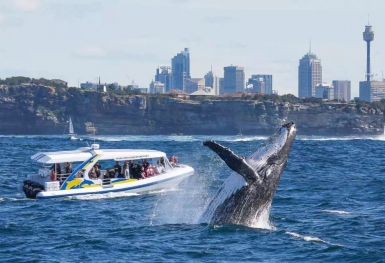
332, 80, 351, 102
155, 66, 172, 92
204, 69, 220, 95
223, 66, 245, 94
248, 75, 272, 94
171, 48, 190, 91
298, 52, 322, 98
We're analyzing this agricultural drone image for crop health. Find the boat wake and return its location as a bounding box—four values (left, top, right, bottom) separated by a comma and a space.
68, 192, 140, 200
320, 209, 353, 215
286, 231, 344, 247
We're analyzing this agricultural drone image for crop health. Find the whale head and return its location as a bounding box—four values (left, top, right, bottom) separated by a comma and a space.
201, 121, 297, 226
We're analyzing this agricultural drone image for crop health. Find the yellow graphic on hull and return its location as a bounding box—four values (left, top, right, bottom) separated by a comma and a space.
111, 179, 138, 185
65, 178, 83, 190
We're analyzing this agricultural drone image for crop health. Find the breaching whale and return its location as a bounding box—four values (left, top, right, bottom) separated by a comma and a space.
201, 121, 296, 226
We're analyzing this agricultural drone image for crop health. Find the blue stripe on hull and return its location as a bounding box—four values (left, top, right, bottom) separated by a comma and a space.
36, 175, 187, 199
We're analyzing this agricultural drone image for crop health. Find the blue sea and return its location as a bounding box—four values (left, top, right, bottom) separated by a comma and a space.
0, 134, 384, 262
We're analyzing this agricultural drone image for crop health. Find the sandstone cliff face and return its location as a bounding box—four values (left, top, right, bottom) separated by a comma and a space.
0, 85, 383, 135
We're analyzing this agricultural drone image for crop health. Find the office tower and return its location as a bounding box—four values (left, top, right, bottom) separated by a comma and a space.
219, 78, 224, 94
248, 75, 272, 94
155, 66, 172, 92
149, 80, 165, 94
298, 51, 322, 98
204, 69, 220, 95
332, 80, 351, 102
185, 78, 205, 94
359, 81, 385, 102
223, 65, 245, 94
171, 48, 190, 91
246, 77, 265, 93
315, 83, 334, 100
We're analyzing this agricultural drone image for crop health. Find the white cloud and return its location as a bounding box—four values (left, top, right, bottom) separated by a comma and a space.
14, 0, 39, 11
0, 13, 4, 23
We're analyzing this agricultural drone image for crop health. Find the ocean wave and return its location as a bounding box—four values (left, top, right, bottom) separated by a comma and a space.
320, 210, 353, 215
68, 192, 140, 200
286, 231, 344, 247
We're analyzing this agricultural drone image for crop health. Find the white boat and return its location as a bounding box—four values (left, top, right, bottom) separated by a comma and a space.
65, 117, 82, 141
21, 144, 194, 199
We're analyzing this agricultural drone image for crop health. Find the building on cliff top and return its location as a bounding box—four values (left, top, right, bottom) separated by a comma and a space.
190, 87, 215, 96
165, 89, 190, 99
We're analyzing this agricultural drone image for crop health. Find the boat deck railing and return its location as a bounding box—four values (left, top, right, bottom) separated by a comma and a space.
57, 173, 71, 184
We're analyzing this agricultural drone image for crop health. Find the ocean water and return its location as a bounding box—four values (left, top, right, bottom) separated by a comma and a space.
0, 134, 384, 262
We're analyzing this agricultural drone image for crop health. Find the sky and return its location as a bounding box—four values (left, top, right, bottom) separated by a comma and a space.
0, 0, 385, 97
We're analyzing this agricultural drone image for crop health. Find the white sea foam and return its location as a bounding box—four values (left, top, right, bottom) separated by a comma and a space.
320, 209, 353, 215
69, 191, 139, 200
286, 231, 344, 247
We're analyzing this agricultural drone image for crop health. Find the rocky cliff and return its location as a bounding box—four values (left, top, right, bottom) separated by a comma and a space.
0, 84, 383, 135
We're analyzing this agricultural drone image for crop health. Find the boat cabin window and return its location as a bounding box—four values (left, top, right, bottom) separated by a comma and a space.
90, 156, 173, 180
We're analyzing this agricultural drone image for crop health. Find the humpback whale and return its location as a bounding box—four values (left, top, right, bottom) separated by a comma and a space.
201, 121, 297, 226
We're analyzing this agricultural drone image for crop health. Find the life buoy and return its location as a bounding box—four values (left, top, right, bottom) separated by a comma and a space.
50, 170, 57, 181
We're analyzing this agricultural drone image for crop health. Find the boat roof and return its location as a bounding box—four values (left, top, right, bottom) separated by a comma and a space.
31, 147, 167, 164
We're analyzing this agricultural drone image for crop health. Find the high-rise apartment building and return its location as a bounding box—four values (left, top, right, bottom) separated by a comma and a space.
171, 48, 190, 91
248, 75, 272, 94
222, 66, 245, 94
155, 66, 172, 92
298, 52, 322, 98
332, 80, 351, 102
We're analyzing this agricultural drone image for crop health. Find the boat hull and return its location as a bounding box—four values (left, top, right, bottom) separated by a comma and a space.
35, 167, 194, 199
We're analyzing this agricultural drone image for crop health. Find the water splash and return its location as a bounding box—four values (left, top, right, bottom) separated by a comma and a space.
249, 204, 276, 230
200, 173, 245, 223
286, 231, 344, 247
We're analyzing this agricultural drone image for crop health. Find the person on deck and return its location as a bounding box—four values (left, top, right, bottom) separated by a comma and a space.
64, 162, 72, 174
88, 167, 98, 180
114, 161, 122, 177
122, 161, 130, 179
146, 164, 155, 177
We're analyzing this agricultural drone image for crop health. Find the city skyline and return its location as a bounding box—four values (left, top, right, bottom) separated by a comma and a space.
1, 0, 385, 98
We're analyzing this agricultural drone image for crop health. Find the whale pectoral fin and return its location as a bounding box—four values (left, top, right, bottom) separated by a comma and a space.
203, 140, 260, 183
